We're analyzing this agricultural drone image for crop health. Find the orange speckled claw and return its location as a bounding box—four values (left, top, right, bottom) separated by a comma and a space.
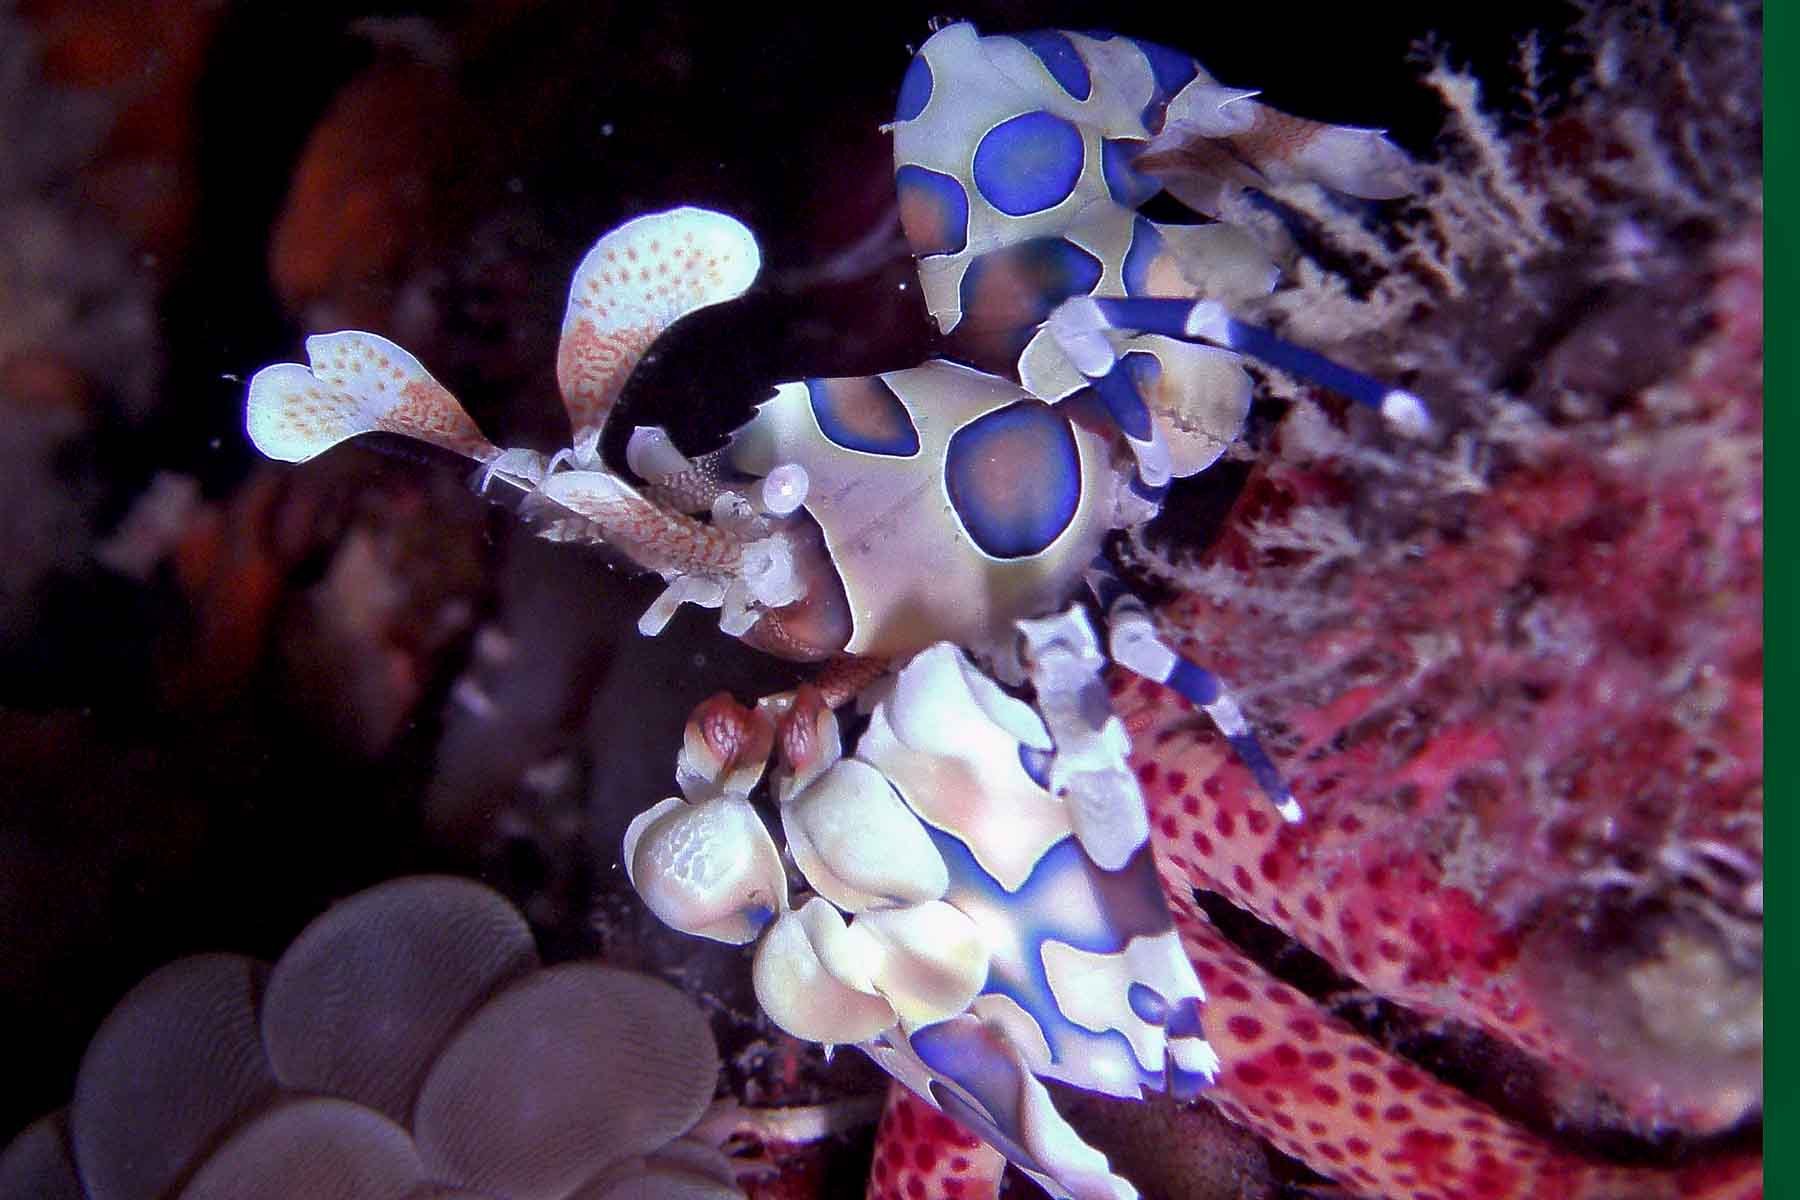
246, 331, 504, 466
557, 207, 761, 466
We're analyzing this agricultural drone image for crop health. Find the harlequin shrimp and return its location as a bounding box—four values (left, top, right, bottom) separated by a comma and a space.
245, 21, 1427, 1199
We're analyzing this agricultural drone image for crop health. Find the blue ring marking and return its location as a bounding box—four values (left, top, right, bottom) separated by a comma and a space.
805, 376, 921, 456
1226, 731, 1292, 809
1127, 981, 1169, 1025
913, 1027, 1037, 1165
1102, 138, 1159, 208
1170, 1062, 1215, 1101
895, 51, 932, 122
1129, 474, 1170, 506
1133, 37, 1199, 132
1166, 997, 1216, 1100
1224, 317, 1393, 411
944, 400, 1083, 559
960, 237, 1105, 336
1096, 296, 1200, 340
1122, 349, 1163, 393
895, 163, 969, 258
1167, 996, 1207, 1040
1136, 37, 1200, 99
1017, 743, 1053, 789
1118, 351, 1166, 455
1122, 215, 1165, 296
1167, 658, 1223, 705
972, 111, 1085, 216
1013, 30, 1091, 101
1094, 362, 1154, 442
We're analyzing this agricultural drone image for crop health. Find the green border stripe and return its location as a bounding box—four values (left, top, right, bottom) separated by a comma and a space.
1767, 0, 1788, 1194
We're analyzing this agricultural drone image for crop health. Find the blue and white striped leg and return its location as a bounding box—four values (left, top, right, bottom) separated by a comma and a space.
1087, 560, 1302, 824
1050, 296, 1432, 438
1044, 304, 1174, 493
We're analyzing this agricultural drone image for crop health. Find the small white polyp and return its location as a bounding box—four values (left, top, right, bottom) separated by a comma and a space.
1381, 389, 1434, 438
740, 536, 804, 608
640, 576, 727, 636
626, 425, 694, 480
756, 463, 809, 517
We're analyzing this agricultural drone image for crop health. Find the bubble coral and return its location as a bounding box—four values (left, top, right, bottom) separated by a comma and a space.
0, 876, 740, 1200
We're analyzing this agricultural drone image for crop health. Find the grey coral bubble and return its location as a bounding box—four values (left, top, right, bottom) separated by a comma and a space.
563, 1137, 742, 1200
570, 1167, 744, 1200
0, 1112, 85, 1200
413, 963, 721, 1200
261, 875, 540, 1124
70, 953, 278, 1200
636, 1137, 739, 1188
176, 1097, 426, 1200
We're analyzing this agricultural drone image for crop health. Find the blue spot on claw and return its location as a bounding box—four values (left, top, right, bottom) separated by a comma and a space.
1103, 138, 1159, 208
896, 164, 969, 258
895, 53, 932, 122
806, 377, 921, 457
1122, 216, 1164, 295
1133, 37, 1199, 131
1128, 981, 1170, 1024
973, 111, 1084, 216
945, 401, 1081, 559
1014, 31, 1091, 101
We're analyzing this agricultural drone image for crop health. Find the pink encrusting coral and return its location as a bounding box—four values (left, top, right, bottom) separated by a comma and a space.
864, 1086, 1003, 1200
852, 4, 1760, 1194
1115, 216, 1763, 1149
1159, 877, 1760, 1200
1053, 3, 1763, 1190
1125, 684, 1565, 1064
1083, 7, 1764, 1186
